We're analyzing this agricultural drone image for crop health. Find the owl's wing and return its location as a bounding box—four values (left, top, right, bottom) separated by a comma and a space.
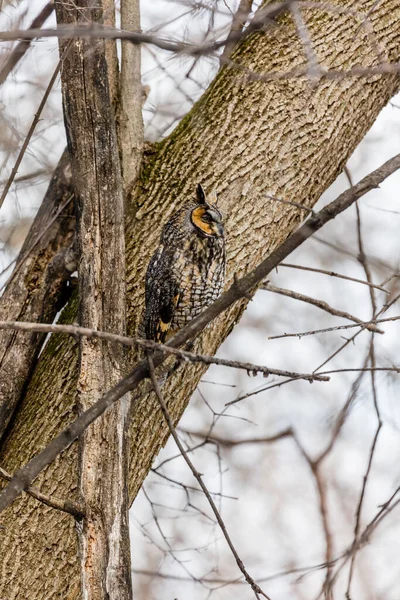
144, 246, 181, 343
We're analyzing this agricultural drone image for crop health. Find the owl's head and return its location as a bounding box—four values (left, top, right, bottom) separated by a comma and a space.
190, 184, 224, 238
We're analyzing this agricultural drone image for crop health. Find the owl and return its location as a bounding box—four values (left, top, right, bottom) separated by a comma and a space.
143, 184, 226, 343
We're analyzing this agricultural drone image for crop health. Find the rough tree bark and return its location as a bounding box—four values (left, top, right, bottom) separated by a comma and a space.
0, 0, 399, 597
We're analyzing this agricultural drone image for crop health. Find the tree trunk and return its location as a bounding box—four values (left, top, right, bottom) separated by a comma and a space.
1, 1, 399, 597
54, 0, 134, 597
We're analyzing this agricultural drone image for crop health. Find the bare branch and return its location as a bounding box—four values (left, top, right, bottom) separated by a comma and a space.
265, 193, 317, 216
0, 1, 54, 86
268, 315, 400, 339
263, 283, 383, 333
0, 466, 84, 519
278, 263, 389, 294
0, 56, 63, 210
179, 428, 293, 446
345, 201, 382, 599
140, 339, 330, 382
0, 321, 330, 382
290, 435, 334, 592
219, 0, 253, 63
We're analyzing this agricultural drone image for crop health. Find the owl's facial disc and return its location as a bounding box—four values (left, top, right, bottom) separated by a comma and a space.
191, 206, 224, 238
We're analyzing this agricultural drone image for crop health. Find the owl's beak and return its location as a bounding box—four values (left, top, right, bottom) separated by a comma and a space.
213, 223, 224, 237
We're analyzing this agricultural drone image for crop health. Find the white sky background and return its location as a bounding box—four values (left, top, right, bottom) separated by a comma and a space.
1, 1, 400, 599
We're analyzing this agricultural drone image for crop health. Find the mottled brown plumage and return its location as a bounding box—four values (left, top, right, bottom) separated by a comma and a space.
143, 184, 226, 342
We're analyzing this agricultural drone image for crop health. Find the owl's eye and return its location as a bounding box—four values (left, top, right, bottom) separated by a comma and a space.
191, 205, 223, 237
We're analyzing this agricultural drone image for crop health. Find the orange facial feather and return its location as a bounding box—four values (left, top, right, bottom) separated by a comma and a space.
191, 206, 214, 236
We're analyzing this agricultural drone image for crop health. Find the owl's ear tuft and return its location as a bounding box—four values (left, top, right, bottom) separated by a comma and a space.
196, 184, 206, 205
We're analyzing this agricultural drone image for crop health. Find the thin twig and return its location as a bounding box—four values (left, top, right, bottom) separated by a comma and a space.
180, 428, 293, 446
311, 287, 400, 374
290, 1, 322, 81
320, 367, 400, 375
290, 435, 333, 594
0, 466, 84, 519
317, 357, 368, 464
345, 200, 382, 599
278, 263, 389, 294
265, 193, 317, 216
0, 57, 62, 210
268, 321, 377, 338
220, 0, 253, 63
0, 1, 54, 86
0, 321, 330, 383
146, 352, 272, 600
263, 283, 383, 333
226, 377, 301, 406
0, 167, 50, 186
141, 339, 329, 382
268, 313, 400, 339
151, 469, 237, 500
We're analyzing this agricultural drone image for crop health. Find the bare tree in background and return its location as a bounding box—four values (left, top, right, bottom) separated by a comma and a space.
1, 0, 400, 598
